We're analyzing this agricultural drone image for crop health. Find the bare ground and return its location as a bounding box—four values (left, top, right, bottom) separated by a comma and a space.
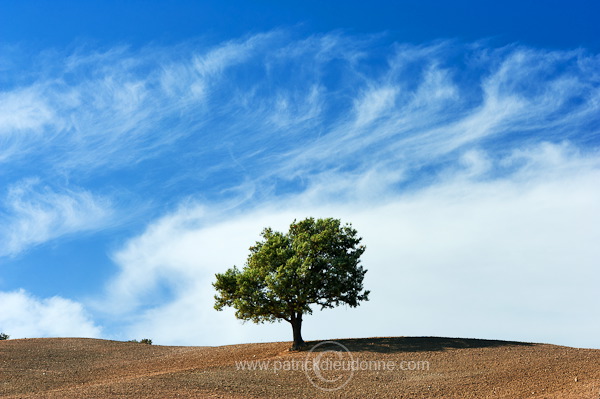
1, 337, 599, 398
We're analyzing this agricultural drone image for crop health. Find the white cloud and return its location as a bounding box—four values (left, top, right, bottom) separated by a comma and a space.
99, 142, 600, 348
0, 289, 101, 338
0, 179, 114, 257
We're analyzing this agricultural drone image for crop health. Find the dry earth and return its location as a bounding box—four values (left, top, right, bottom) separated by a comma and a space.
1, 337, 599, 398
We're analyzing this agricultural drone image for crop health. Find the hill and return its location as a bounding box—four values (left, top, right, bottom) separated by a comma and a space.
1, 337, 599, 398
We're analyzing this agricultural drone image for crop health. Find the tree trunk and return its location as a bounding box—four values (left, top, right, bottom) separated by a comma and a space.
290, 312, 305, 350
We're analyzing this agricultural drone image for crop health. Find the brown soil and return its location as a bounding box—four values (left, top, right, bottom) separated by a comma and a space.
1, 337, 599, 398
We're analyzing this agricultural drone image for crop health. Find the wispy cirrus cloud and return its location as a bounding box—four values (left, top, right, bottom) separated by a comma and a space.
0, 179, 114, 257
0, 32, 282, 171
2, 35, 598, 188
276, 44, 600, 185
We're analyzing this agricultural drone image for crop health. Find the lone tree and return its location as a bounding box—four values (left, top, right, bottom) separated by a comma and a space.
213, 217, 369, 350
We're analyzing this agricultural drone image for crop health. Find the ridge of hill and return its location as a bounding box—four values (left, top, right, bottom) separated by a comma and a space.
1, 337, 599, 398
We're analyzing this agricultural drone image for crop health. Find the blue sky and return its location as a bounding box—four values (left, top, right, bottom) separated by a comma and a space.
1, 1, 599, 348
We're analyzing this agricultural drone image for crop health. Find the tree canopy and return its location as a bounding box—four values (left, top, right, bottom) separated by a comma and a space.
213, 217, 369, 349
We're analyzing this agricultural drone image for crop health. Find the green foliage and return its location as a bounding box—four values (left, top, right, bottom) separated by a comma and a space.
213, 217, 369, 342
127, 338, 152, 345
0, 333, 9, 340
